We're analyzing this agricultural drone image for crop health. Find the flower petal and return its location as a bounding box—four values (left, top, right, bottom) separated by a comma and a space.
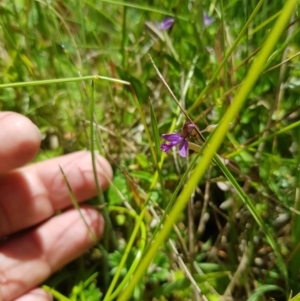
178, 139, 188, 157
161, 133, 183, 143
186, 122, 196, 133
203, 14, 214, 27
157, 17, 175, 30
160, 143, 173, 153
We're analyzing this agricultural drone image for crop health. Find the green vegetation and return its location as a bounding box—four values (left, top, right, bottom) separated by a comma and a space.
1, 0, 300, 300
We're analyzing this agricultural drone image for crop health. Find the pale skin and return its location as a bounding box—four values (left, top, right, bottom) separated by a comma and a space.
0, 112, 113, 301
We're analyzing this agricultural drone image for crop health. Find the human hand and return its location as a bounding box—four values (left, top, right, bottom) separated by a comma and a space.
0, 112, 113, 301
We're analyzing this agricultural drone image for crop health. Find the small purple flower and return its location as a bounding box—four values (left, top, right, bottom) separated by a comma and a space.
157, 17, 175, 30
203, 14, 214, 27
160, 122, 196, 158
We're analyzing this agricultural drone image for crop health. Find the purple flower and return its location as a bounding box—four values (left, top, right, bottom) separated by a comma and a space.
160, 122, 196, 157
157, 17, 175, 30
203, 14, 214, 27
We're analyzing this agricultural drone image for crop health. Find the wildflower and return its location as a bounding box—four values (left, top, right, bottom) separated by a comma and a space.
203, 14, 214, 27
157, 17, 175, 30
160, 122, 196, 157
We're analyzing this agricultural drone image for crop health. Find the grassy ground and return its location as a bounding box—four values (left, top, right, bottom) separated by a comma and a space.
1, 0, 300, 300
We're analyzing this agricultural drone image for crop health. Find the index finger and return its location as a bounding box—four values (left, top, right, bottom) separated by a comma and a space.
0, 112, 41, 173
0, 151, 113, 237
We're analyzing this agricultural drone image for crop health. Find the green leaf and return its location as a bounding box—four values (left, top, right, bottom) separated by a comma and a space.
130, 170, 154, 183
247, 284, 284, 301
153, 278, 190, 297
107, 171, 129, 205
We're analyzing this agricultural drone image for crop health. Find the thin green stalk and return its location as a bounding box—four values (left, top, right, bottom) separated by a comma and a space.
220, 0, 228, 97
127, 87, 157, 168
78, 0, 86, 46
90, 84, 117, 247
59, 165, 97, 242
149, 100, 167, 206
249, 10, 281, 36
90, 82, 116, 290
42, 286, 71, 301
103, 206, 146, 301
121, 7, 128, 70
0, 75, 130, 89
